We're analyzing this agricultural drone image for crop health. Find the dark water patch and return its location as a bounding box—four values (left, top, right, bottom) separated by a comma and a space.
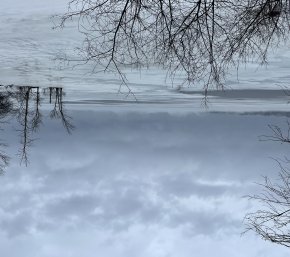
179, 89, 290, 99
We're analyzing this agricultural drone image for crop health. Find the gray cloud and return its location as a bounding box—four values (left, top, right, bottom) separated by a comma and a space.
1, 210, 34, 237
0, 110, 289, 256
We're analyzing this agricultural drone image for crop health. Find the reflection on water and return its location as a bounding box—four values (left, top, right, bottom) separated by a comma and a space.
0, 85, 73, 169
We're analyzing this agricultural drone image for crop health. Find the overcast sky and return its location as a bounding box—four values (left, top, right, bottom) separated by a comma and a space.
0, 109, 289, 257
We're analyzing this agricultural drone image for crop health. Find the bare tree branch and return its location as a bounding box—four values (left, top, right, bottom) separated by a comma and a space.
56, 0, 290, 93
245, 120, 290, 247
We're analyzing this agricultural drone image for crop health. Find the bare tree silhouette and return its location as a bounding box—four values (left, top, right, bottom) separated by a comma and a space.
44, 87, 74, 133
0, 143, 9, 174
245, 121, 290, 247
31, 87, 42, 132
0, 89, 12, 173
0, 85, 75, 170
13, 86, 41, 165
57, 0, 290, 92
5, 86, 74, 166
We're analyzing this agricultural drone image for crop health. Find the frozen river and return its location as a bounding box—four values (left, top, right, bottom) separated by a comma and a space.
0, 1, 290, 257
1, 0, 290, 112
